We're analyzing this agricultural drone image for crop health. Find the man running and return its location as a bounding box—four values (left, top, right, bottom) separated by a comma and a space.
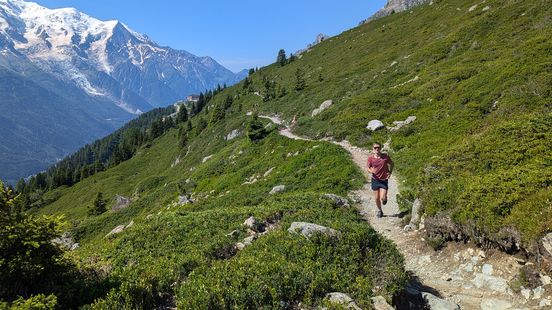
367, 142, 394, 218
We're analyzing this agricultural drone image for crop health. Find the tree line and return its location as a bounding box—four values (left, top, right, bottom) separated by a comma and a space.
15, 87, 225, 208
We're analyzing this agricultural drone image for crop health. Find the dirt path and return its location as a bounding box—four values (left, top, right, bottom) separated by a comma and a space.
260, 115, 545, 310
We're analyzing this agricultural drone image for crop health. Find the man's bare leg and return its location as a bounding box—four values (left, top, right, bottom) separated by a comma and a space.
380, 188, 388, 205
373, 190, 383, 216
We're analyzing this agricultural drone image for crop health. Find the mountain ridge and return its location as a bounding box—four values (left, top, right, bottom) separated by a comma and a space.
0, 0, 247, 184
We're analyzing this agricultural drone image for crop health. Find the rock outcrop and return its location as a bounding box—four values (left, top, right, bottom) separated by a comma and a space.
323, 194, 350, 207
325, 292, 361, 309
361, 0, 431, 24
388, 115, 416, 132
366, 120, 385, 131
269, 185, 286, 195
112, 195, 131, 211
312, 100, 333, 117
288, 222, 338, 238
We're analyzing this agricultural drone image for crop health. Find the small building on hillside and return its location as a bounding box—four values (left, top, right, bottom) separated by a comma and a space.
187, 94, 200, 102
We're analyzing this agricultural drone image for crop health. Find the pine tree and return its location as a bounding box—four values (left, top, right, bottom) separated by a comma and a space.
209, 103, 225, 125
176, 105, 188, 123
277, 49, 287, 66
295, 68, 306, 91
88, 192, 107, 215
246, 113, 268, 142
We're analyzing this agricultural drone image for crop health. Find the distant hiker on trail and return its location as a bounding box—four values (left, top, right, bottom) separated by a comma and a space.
367, 142, 394, 218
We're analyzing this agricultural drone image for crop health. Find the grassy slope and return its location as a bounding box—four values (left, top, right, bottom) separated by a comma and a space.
40, 109, 405, 307
38, 0, 551, 307
239, 0, 550, 250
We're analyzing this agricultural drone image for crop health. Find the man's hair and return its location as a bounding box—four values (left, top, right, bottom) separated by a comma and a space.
373, 142, 382, 147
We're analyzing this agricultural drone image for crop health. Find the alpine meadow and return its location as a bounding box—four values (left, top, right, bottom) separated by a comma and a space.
1, 0, 551, 309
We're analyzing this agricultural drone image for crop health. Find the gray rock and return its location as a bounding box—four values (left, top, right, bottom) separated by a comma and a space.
362, 0, 430, 23
225, 129, 241, 141
177, 195, 193, 205
288, 222, 339, 238
472, 273, 511, 294
112, 195, 131, 211
366, 120, 385, 131
263, 167, 275, 177
52, 232, 78, 250
480, 298, 512, 310
325, 292, 361, 310
243, 216, 264, 232
69, 243, 80, 251
235, 242, 246, 250
541, 233, 552, 257
269, 185, 286, 194
421, 292, 460, 310
323, 193, 350, 207
243, 235, 257, 246
105, 220, 134, 237
388, 115, 417, 132
521, 288, 531, 299
482, 263, 493, 275
202, 155, 213, 163
539, 298, 552, 307
226, 230, 240, 238
405, 198, 422, 231
311, 100, 333, 117
106, 225, 126, 237
532, 286, 545, 299
371, 296, 394, 310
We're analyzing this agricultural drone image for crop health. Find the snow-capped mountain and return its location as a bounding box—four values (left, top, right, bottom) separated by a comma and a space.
0, 0, 247, 184
0, 0, 246, 113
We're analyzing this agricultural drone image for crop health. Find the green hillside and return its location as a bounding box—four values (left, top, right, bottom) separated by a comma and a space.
3, 0, 551, 308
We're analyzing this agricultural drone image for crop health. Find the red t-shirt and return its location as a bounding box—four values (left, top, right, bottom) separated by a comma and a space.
367, 154, 393, 180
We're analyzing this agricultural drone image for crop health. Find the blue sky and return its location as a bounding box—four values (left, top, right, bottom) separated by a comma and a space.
33, 1, 386, 72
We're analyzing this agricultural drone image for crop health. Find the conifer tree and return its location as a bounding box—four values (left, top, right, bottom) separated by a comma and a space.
277, 49, 287, 66
88, 192, 107, 215
295, 68, 306, 91
176, 105, 188, 123
246, 113, 268, 142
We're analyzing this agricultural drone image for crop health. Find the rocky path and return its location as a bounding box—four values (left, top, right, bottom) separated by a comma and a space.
259, 115, 550, 309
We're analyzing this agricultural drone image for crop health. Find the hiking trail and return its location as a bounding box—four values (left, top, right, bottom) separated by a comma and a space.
259, 115, 548, 310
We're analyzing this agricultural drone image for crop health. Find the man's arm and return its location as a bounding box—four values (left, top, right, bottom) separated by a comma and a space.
367, 156, 375, 174
387, 157, 394, 175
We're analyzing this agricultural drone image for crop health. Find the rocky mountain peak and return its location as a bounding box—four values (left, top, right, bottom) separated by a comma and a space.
360, 0, 431, 24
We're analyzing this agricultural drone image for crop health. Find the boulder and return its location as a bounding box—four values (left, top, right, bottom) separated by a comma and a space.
269, 185, 286, 195
106, 225, 126, 237
225, 129, 241, 141
472, 273, 511, 294
112, 195, 131, 211
366, 120, 385, 131
243, 216, 265, 233
177, 195, 193, 205
371, 296, 394, 310
243, 235, 257, 246
263, 167, 275, 177
288, 222, 338, 238
325, 292, 361, 310
482, 263, 493, 275
421, 292, 460, 310
323, 194, 350, 207
311, 100, 333, 117
404, 198, 422, 231
480, 299, 512, 310
105, 220, 134, 237
388, 116, 417, 132
540, 233, 552, 272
